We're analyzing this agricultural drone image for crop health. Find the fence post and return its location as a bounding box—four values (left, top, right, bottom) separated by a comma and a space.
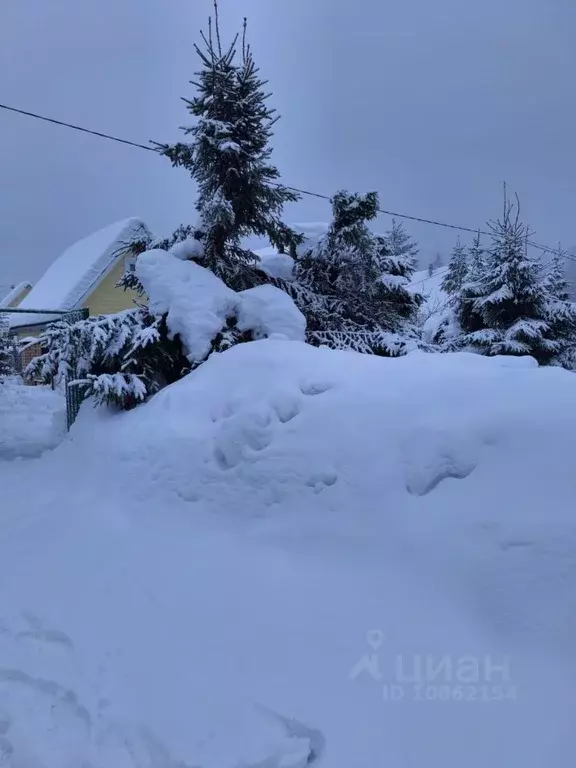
64, 308, 89, 431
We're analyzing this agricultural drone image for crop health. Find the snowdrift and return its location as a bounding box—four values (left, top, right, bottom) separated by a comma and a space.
2, 341, 576, 765
73, 339, 576, 525
0, 380, 65, 459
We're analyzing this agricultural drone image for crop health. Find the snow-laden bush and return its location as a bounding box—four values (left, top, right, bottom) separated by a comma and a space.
27, 250, 305, 409
0, 334, 15, 378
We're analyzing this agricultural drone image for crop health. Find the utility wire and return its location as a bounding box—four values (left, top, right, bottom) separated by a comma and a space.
0, 100, 572, 264
0, 103, 156, 153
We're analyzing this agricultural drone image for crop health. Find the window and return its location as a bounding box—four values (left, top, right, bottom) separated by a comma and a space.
124, 255, 137, 274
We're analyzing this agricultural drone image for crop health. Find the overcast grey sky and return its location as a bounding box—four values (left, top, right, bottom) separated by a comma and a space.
1, 0, 576, 292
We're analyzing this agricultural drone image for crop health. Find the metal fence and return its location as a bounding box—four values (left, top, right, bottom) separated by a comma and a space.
0, 307, 89, 430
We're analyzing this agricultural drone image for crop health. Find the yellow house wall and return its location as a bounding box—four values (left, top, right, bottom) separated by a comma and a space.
12, 259, 145, 383
13, 258, 145, 355
82, 259, 141, 316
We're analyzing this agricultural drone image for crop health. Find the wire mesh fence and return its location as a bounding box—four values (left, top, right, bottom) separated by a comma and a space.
0, 307, 89, 430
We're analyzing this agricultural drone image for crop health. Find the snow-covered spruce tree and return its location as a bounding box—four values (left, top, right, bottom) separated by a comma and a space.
544, 246, 572, 304
0, 333, 14, 378
293, 190, 421, 355
464, 197, 557, 363
430, 237, 468, 349
441, 237, 468, 304
384, 219, 419, 274
27, 244, 307, 411
26, 311, 190, 409
467, 230, 486, 285
374, 233, 422, 321
155, 9, 300, 290
541, 246, 576, 368
457, 231, 486, 334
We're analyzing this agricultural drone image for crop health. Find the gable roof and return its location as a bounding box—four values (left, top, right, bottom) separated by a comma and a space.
10, 218, 150, 329
0, 282, 32, 309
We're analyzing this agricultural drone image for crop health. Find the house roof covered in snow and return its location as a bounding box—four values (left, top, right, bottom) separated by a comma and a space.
9, 218, 150, 329
0, 282, 32, 309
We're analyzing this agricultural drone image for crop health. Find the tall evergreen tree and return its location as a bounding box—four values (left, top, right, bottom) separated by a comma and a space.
156, 10, 299, 290
465, 196, 556, 363
441, 237, 468, 303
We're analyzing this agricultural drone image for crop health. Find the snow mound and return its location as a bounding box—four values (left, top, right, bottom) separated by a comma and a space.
254, 222, 330, 281
3, 343, 576, 765
75, 341, 576, 528
237, 285, 305, 342
168, 236, 204, 261
255, 247, 295, 281
10, 218, 149, 329
137, 249, 238, 362
0, 381, 65, 459
137, 249, 305, 362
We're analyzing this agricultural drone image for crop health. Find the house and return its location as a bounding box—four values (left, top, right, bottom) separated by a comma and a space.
9, 218, 151, 370
0, 282, 33, 309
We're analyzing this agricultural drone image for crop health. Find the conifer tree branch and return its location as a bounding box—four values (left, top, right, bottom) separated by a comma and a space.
213, 0, 222, 56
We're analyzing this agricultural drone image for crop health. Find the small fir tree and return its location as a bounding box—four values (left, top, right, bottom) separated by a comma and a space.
0, 333, 14, 378
384, 219, 419, 274
465, 195, 556, 363
441, 237, 468, 303
541, 246, 576, 368
458, 231, 485, 334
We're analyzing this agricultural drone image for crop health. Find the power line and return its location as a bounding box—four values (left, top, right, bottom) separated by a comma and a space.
280, 181, 562, 259
0, 103, 156, 153
0, 100, 572, 265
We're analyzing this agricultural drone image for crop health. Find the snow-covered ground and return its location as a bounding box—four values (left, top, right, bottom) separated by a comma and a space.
1, 341, 576, 765
0, 380, 65, 459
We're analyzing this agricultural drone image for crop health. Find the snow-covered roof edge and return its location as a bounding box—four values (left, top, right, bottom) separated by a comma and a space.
10, 218, 150, 329
0, 282, 32, 309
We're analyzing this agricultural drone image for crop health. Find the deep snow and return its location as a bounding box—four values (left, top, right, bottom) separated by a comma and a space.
0, 380, 65, 459
137, 250, 305, 363
1, 341, 576, 765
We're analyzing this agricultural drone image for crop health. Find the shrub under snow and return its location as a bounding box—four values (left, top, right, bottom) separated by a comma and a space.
27, 250, 305, 410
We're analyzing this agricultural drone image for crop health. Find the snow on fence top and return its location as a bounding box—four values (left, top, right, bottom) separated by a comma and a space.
9, 218, 150, 329
0, 282, 32, 309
